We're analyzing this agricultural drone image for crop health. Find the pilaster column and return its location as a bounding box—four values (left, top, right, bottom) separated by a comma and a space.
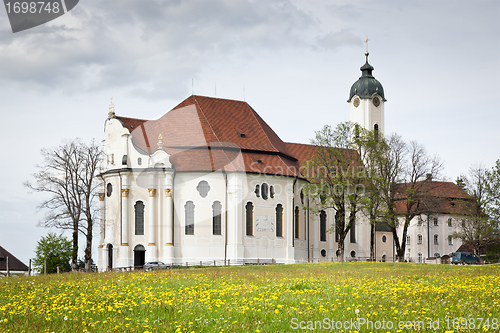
164, 189, 173, 245
285, 183, 295, 263
99, 192, 105, 245
147, 188, 157, 262
121, 189, 130, 246
226, 173, 244, 262
98, 192, 105, 271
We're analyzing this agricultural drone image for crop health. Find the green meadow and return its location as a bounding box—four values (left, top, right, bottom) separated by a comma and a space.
0, 262, 499, 332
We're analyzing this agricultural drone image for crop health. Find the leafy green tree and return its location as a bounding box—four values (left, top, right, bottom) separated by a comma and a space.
32, 232, 72, 274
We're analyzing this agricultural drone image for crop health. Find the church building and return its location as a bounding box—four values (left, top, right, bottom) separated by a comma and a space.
96, 52, 467, 270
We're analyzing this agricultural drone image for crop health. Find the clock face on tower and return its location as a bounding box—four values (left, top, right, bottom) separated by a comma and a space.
353, 97, 360, 108
372, 97, 380, 107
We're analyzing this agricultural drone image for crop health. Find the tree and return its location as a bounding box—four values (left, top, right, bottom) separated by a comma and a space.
25, 139, 102, 271
454, 164, 500, 255
32, 232, 72, 274
352, 128, 404, 260
485, 159, 500, 222
390, 140, 443, 261
304, 123, 365, 261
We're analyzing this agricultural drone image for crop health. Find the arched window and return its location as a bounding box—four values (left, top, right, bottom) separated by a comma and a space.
185, 201, 195, 235
374, 123, 379, 140
134, 201, 144, 235
245, 202, 253, 236
320, 210, 327, 242
261, 183, 269, 200
270, 186, 275, 199
255, 184, 260, 198
106, 183, 113, 197
212, 201, 222, 235
275, 204, 283, 237
294, 206, 299, 239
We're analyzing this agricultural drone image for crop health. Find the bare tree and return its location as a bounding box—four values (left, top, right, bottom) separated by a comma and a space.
391, 141, 443, 261
25, 139, 101, 271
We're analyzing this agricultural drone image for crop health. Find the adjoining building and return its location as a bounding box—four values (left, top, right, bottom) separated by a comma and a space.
0, 246, 29, 276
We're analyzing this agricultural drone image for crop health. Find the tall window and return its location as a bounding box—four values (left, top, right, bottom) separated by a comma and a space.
434, 234, 439, 245
418, 234, 423, 244
134, 201, 144, 235
185, 201, 195, 235
294, 206, 299, 239
261, 183, 269, 200
434, 218, 438, 226
276, 204, 283, 237
374, 124, 379, 141
335, 211, 340, 242
448, 218, 453, 227
350, 219, 356, 243
320, 210, 327, 242
212, 201, 221, 235
448, 235, 453, 245
418, 253, 423, 263
406, 235, 410, 245
246, 202, 253, 236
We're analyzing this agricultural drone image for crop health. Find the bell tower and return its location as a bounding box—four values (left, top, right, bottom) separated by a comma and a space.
348, 41, 386, 136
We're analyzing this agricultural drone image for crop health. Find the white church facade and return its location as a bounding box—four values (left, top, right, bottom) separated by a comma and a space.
96, 53, 469, 270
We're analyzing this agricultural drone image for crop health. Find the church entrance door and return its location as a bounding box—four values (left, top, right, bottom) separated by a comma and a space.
134, 245, 146, 269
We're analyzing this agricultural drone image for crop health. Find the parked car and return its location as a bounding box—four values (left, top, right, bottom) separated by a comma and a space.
144, 261, 171, 271
451, 252, 480, 265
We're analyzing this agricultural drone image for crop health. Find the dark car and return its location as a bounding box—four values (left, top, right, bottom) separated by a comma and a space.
143, 261, 171, 271
451, 252, 480, 265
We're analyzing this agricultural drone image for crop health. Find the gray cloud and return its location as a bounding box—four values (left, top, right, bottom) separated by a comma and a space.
0, 0, 317, 99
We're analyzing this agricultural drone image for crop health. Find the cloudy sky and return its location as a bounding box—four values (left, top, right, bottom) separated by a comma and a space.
0, 0, 499, 266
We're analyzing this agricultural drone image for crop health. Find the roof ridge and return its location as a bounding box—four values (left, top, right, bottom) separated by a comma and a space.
246, 103, 280, 154
192, 96, 237, 172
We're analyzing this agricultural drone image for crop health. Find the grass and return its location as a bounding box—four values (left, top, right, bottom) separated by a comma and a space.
0, 262, 499, 332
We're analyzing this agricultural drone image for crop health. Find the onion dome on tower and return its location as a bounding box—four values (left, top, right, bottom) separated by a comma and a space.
348, 52, 386, 102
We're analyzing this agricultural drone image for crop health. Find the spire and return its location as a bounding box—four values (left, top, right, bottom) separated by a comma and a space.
361, 36, 374, 77
157, 134, 164, 150
108, 97, 116, 118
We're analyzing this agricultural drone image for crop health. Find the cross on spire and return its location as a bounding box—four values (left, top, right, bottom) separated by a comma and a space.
364, 36, 369, 56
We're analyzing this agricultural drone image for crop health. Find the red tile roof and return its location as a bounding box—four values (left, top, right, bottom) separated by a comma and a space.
393, 181, 475, 215
116, 95, 307, 176
115, 96, 365, 178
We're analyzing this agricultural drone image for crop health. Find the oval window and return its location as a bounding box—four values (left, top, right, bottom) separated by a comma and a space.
106, 183, 113, 197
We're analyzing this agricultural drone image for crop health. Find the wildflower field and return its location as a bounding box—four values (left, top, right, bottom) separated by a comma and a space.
0, 263, 499, 333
